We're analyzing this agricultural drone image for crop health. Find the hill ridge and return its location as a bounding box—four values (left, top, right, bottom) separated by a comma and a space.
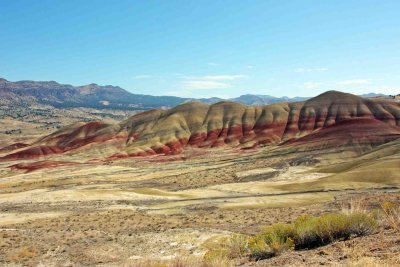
1, 91, 399, 161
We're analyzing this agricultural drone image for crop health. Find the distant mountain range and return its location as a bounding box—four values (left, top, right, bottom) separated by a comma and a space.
0, 78, 185, 110
0, 78, 392, 110
185, 94, 310, 105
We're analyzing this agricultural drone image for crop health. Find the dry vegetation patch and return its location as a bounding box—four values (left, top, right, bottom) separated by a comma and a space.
381, 201, 400, 232
203, 200, 400, 265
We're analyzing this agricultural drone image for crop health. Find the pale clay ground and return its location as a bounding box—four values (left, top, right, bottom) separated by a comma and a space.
0, 145, 399, 266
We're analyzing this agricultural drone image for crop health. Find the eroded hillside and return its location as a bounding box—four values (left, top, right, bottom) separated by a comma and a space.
1, 91, 399, 163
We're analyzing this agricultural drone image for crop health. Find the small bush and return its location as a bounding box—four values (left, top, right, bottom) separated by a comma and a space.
206, 209, 378, 261
224, 233, 249, 258
313, 213, 351, 243
248, 235, 272, 260
293, 215, 320, 248
249, 223, 296, 259
203, 234, 248, 266
347, 213, 377, 236
259, 223, 296, 255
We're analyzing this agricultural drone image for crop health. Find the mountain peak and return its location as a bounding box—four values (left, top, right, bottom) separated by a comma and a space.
316, 90, 349, 96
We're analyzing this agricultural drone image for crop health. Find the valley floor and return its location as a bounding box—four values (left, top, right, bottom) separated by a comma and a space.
0, 144, 399, 266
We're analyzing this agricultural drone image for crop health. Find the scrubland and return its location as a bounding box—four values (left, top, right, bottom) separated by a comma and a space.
0, 142, 399, 266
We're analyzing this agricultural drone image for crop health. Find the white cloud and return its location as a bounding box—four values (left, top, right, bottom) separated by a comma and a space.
162, 90, 191, 97
336, 79, 370, 85
200, 75, 246, 81
182, 80, 230, 89
132, 75, 151, 79
295, 67, 329, 73
208, 62, 220, 66
303, 82, 322, 89
246, 65, 254, 69
301, 79, 371, 90
181, 74, 246, 90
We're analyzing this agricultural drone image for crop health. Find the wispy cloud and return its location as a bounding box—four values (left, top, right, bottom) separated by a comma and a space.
301, 79, 372, 91
208, 62, 220, 66
295, 67, 329, 73
245, 65, 254, 69
182, 80, 230, 89
200, 75, 246, 81
132, 75, 151, 79
336, 79, 370, 85
303, 82, 322, 89
182, 74, 246, 90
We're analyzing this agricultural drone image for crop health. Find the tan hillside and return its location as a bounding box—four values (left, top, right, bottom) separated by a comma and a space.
1, 91, 399, 162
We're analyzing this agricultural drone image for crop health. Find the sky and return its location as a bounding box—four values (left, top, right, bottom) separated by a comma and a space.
0, 0, 399, 98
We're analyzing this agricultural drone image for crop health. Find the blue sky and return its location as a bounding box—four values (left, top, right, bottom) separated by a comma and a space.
0, 0, 399, 98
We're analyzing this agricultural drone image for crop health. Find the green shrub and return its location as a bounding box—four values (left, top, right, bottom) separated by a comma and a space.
248, 223, 296, 259
248, 235, 274, 260
261, 223, 296, 255
293, 215, 320, 248
313, 213, 351, 243
209, 211, 378, 261
247, 212, 377, 259
347, 213, 377, 236
293, 213, 376, 249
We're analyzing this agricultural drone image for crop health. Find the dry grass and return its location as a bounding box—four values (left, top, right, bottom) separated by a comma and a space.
131, 256, 231, 267
202, 234, 248, 266
349, 255, 400, 267
7, 246, 38, 263
341, 198, 368, 215
341, 242, 400, 267
381, 201, 400, 232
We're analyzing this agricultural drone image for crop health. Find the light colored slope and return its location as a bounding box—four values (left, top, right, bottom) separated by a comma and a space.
271, 158, 399, 193
315, 139, 400, 173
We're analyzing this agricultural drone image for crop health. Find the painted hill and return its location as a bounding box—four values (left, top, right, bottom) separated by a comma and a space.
1, 91, 399, 161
